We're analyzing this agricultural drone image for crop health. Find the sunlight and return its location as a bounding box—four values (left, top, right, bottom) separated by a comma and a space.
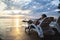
12, 10, 31, 14
14, 15, 20, 34
16, 27, 20, 35
15, 19, 19, 27
15, 15, 19, 28
0, 10, 31, 14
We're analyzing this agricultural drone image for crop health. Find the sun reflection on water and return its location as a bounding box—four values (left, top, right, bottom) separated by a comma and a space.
13, 15, 20, 35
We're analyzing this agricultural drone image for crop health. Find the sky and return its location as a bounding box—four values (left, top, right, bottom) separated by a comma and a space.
0, 0, 60, 18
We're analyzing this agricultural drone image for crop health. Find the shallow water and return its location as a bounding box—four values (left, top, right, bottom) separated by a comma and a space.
0, 15, 30, 40
0, 15, 60, 40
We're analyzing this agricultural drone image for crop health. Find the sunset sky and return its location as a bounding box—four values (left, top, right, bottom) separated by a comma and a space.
0, 0, 60, 18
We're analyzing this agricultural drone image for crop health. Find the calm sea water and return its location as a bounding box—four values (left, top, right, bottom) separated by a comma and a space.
0, 16, 26, 39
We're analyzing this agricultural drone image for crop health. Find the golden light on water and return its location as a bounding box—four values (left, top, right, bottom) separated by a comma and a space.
15, 18, 19, 28
15, 18, 19, 32
14, 15, 20, 32
10, 15, 20, 38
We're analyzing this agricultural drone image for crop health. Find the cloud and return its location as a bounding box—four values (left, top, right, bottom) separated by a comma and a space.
51, 0, 59, 6
0, 0, 59, 18
0, 10, 31, 15
0, 1, 7, 11
11, 0, 31, 3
